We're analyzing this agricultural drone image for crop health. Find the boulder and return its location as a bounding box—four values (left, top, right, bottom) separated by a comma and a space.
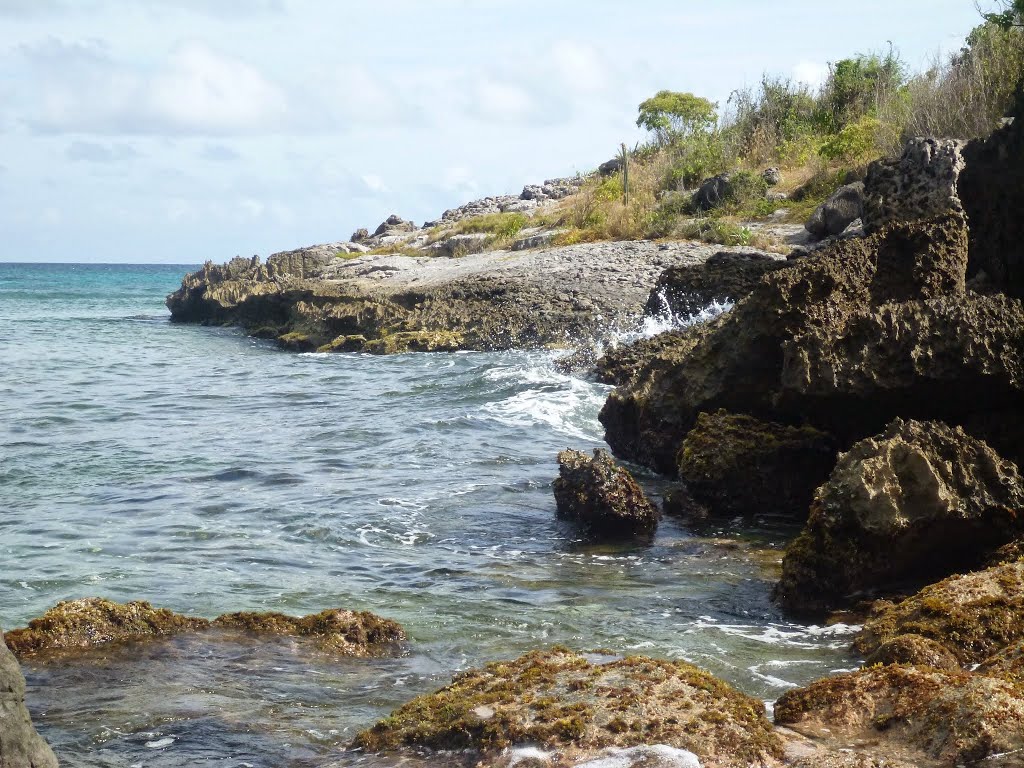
852, 561, 1024, 667
0, 630, 59, 768
644, 251, 789, 321
774, 420, 1024, 616
552, 449, 660, 536
692, 174, 732, 211
774, 665, 1024, 767
862, 138, 965, 234
350, 228, 370, 242
677, 410, 837, 519
762, 167, 782, 187
860, 633, 960, 671
804, 182, 863, 240
351, 648, 783, 767
3, 598, 405, 658
598, 158, 623, 176
601, 215, 978, 474
427, 232, 490, 258
960, 105, 1024, 297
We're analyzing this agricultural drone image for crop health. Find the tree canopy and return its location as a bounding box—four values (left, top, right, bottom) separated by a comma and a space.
636, 91, 718, 144
985, 0, 1024, 29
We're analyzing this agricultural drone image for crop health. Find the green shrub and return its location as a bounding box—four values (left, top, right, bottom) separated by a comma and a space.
662, 132, 729, 190
819, 116, 888, 162
455, 212, 529, 239
637, 90, 718, 145
676, 217, 754, 247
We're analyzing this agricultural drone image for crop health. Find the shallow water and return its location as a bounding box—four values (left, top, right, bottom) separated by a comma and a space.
0, 263, 857, 767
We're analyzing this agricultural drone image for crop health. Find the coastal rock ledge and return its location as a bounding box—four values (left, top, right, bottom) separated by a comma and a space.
0, 631, 58, 768
166, 241, 758, 353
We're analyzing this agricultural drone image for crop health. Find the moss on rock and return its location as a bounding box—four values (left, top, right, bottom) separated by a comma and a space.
775, 664, 1024, 766
677, 409, 836, 518
3, 598, 405, 659
861, 633, 960, 671
553, 450, 659, 537
362, 330, 464, 354
853, 561, 1024, 667
352, 648, 782, 766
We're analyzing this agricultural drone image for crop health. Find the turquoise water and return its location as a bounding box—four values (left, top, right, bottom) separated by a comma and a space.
0, 263, 855, 767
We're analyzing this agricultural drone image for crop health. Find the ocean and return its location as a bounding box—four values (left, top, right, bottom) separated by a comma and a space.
0, 262, 854, 767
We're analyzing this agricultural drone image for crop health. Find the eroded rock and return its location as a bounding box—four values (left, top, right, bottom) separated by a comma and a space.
775, 420, 1024, 616
677, 410, 836, 519
351, 648, 783, 767
553, 450, 659, 536
4, 598, 405, 658
0, 630, 59, 768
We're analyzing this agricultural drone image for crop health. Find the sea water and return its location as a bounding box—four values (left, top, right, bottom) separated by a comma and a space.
0, 263, 856, 767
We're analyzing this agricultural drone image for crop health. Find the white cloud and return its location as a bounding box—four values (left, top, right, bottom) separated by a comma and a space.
793, 59, 830, 89
65, 140, 139, 163
550, 41, 608, 95
361, 174, 386, 193
22, 40, 290, 135
470, 78, 536, 122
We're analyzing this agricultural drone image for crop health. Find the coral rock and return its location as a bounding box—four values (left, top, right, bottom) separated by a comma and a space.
553, 450, 659, 536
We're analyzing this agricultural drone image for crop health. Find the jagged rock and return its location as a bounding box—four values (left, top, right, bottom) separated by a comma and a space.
960, 105, 1024, 297
598, 158, 623, 176
692, 174, 732, 211
805, 182, 863, 241
553, 449, 659, 536
644, 251, 789, 320
601, 215, 979, 474
677, 410, 837, 519
762, 167, 782, 187
373, 214, 416, 237
862, 138, 965, 233
350, 228, 370, 243
351, 648, 783, 767
591, 330, 700, 388
3, 598, 405, 658
775, 420, 1024, 616
852, 561, 1024, 667
0, 630, 59, 768
427, 233, 491, 258
774, 665, 1024, 766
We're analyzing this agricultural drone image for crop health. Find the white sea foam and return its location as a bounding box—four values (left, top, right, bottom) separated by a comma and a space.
573, 745, 702, 768
679, 616, 860, 650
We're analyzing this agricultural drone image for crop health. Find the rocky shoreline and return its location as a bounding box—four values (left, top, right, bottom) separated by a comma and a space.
5, 105, 1024, 768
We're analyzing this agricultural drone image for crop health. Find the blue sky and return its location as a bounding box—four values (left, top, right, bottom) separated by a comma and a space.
0, 0, 991, 263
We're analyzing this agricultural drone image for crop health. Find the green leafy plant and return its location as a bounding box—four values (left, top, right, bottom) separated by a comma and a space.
637, 90, 718, 145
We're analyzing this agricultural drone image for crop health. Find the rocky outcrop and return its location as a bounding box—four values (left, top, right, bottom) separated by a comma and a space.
852, 561, 1024, 667
351, 648, 783, 767
862, 138, 965, 233
677, 410, 836, 519
553, 450, 659, 536
4, 598, 405, 658
644, 250, 789, 320
692, 174, 732, 211
960, 106, 1024, 297
805, 182, 863, 240
774, 664, 1024, 767
168, 240, 737, 354
774, 420, 1024, 615
860, 633, 960, 671
0, 631, 58, 768
600, 214, 990, 474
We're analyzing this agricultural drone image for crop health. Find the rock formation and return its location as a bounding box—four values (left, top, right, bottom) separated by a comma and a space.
4, 598, 405, 658
805, 181, 864, 240
0, 631, 58, 768
775, 420, 1024, 615
553, 450, 659, 536
351, 648, 783, 768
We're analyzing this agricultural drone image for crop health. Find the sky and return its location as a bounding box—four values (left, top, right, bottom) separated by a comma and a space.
0, 0, 994, 263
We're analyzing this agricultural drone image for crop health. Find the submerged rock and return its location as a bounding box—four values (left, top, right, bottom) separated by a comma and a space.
4, 598, 405, 658
0, 630, 59, 768
775, 420, 1024, 615
351, 648, 783, 767
553, 450, 659, 536
853, 561, 1024, 667
774, 664, 1024, 767
677, 410, 836, 519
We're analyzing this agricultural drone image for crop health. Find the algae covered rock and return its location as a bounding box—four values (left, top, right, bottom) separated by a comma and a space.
853, 561, 1024, 667
774, 419, 1024, 616
553, 450, 659, 536
4, 598, 405, 658
677, 410, 836, 518
860, 633, 960, 671
774, 664, 1024, 767
0, 629, 59, 768
352, 648, 782, 767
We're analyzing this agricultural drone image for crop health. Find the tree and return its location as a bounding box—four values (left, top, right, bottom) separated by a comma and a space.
636, 91, 718, 145
984, 0, 1024, 29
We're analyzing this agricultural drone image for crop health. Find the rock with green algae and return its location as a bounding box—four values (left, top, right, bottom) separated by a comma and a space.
3, 598, 405, 659
774, 664, 1024, 767
351, 648, 783, 768
1, 629, 59, 768
860, 633, 960, 672
553, 450, 660, 537
677, 410, 836, 518
361, 329, 464, 354
852, 561, 1024, 667
774, 419, 1024, 616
